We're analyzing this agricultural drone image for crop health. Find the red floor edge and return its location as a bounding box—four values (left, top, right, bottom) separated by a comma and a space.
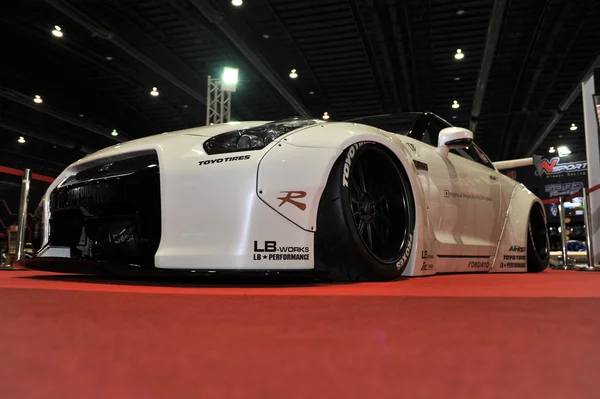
0, 269, 598, 399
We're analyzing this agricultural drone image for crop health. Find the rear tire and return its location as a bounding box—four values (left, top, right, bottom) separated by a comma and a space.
315, 143, 416, 282
527, 204, 550, 272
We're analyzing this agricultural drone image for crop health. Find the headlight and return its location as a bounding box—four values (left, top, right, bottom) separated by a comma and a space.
203, 117, 323, 155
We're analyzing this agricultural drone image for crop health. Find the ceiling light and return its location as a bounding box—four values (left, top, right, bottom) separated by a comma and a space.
549, 146, 555, 153
289, 69, 298, 79
18, 136, 25, 144
308, 91, 315, 95
150, 87, 159, 96
452, 116, 457, 119
454, 49, 464, 60
231, 0, 242, 6
105, 56, 113, 61
33, 95, 43, 104
52, 25, 63, 38
557, 146, 571, 156
322, 112, 330, 120
262, 34, 270, 39
452, 100, 460, 109
570, 123, 577, 131
111, 129, 118, 137
79, 114, 84, 117
454, 77, 461, 81
457, 9, 465, 15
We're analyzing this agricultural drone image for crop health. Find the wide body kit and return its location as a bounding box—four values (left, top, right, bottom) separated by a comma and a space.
34, 118, 544, 276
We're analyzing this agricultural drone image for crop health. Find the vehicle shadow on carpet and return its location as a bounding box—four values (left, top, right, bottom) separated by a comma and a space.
17, 273, 386, 288
15, 258, 405, 287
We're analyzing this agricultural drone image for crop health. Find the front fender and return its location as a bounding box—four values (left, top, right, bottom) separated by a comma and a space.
257, 122, 412, 232
257, 142, 341, 232
257, 122, 436, 276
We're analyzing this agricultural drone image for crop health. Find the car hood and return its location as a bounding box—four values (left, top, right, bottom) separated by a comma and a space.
68, 121, 269, 167
176, 121, 271, 138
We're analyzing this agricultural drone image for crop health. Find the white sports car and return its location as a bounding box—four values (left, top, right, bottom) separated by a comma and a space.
29, 112, 549, 281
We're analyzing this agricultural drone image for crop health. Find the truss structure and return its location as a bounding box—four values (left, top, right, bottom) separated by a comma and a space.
206, 75, 232, 125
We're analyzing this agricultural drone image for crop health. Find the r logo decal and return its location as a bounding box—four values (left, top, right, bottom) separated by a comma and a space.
277, 191, 307, 211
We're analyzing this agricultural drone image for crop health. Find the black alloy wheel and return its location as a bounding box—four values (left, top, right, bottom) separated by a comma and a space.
315, 143, 416, 282
347, 149, 412, 263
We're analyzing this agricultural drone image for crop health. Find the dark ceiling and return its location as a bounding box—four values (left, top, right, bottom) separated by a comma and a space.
0, 0, 598, 183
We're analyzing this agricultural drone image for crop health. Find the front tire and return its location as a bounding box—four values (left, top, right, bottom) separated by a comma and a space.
315, 143, 416, 282
527, 204, 550, 272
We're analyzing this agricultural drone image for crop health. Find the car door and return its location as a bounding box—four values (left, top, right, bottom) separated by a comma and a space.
446, 145, 503, 254
417, 118, 503, 270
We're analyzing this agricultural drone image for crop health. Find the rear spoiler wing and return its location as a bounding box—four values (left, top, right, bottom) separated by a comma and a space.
493, 157, 533, 170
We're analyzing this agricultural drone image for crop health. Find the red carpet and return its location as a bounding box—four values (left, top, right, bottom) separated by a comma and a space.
0, 269, 599, 398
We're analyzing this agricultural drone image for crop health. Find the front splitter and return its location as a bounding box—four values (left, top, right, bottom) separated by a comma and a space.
15, 257, 329, 281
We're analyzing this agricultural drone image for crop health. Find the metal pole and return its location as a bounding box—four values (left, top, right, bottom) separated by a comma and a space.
582, 188, 597, 267
469, 0, 508, 134
16, 168, 31, 261
226, 91, 231, 123
206, 75, 211, 126
583, 71, 600, 267
219, 87, 225, 125
526, 56, 600, 156
558, 196, 569, 267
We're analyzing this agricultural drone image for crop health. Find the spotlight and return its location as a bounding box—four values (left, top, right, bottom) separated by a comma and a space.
557, 146, 571, 156
549, 146, 555, 153
222, 67, 239, 92
454, 49, 464, 60
570, 123, 577, 131
18, 136, 25, 144
457, 9, 465, 15
111, 129, 118, 137
322, 112, 330, 120
33, 95, 43, 104
262, 34, 270, 39
452, 100, 460, 109
150, 87, 159, 96
232, 0, 242, 6
308, 91, 315, 95
289, 69, 298, 79
52, 25, 63, 38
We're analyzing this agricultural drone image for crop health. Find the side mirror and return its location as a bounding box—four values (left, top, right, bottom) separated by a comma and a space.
437, 127, 474, 158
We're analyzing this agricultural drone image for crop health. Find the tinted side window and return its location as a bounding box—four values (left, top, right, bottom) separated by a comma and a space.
419, 119, 495, 170
422, 119, 448, 147
451, 144, 495, 169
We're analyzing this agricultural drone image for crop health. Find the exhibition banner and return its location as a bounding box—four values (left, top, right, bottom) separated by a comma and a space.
503, 153, 587, 201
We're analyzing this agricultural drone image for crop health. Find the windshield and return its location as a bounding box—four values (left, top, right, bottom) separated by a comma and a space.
345, 113, 422, 135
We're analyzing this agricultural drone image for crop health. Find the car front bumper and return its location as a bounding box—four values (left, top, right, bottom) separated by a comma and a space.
36, 134, 317, 271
